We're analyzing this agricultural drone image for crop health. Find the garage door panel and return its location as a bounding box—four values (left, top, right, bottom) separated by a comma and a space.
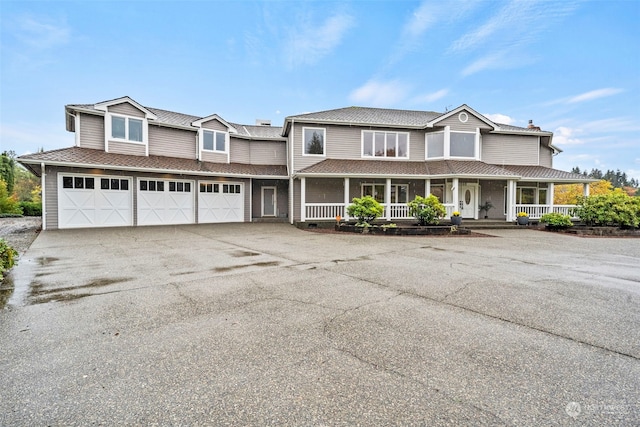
59, 175, 132, 229
198, 181, 244, 223
137, 179, 195, 226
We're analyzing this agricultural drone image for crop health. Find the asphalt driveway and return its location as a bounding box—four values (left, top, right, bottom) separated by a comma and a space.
1, 224, 639, 426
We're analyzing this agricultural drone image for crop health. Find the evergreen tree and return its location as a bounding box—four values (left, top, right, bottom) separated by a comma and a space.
0, 151, 16, 194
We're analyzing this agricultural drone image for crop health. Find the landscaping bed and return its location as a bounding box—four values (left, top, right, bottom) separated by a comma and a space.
550, 225, 640, 237
335, 223, 471, 235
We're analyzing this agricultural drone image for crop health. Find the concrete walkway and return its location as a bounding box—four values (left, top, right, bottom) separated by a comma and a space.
1, 224, 639, 425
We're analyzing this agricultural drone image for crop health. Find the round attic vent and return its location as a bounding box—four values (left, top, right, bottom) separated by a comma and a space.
458, 112, 468, 123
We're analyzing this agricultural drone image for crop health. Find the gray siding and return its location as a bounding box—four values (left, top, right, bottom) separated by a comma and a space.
250, 140, 287, 165
44, 167, 59, 230
305, 178, 344, 203
108, 141, 146, 156
78, 113, 105, 150
478, 180, 507, 219
251, 179, 288, 219
438, 112, 492, 132
148, 125, 196, 159
202, 119, 227, 131
292, 123, 426, 172
482, 134, 539, 166
108, 103, 145, 117
230, 138, 250, 163
201, 151, 228, 163
539, 145, 553, 167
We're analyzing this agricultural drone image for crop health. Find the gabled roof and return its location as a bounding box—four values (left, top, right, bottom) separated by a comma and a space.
66, 97, 284, 140
17, 147, 288, 179
426, 104, 496, 130
94, 96, 158, 120
283, 106, 442, 135
191, 114, 238, 134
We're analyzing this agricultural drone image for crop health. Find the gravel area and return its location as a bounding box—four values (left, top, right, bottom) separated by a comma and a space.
0, 217, 42, 254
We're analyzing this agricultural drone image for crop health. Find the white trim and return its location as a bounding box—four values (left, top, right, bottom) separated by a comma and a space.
41, 163, 46, 230
343, 177, 350, 221
425, 130, 445, 160
427, 104, 496, 129
302, 127, 326, 157
425, 179, 430, 197
458, 183, 478, 219
385, 178, 391, 221
94, 97, 158, 120
74, 114, 80, 147
300, 177, 306, 221
361, 130, 410, 159
191, 114, 237, 134
449, 129, 477, 160
458, 112, 468, 123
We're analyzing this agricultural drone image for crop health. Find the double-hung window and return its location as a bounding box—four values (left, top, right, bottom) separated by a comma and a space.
203, 130, 227, 152
362, 131, 408, 158
111, 115, 143, 142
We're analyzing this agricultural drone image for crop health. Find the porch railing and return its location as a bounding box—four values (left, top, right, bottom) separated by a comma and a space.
514, 204, 577, 219
305, 202, 458, 221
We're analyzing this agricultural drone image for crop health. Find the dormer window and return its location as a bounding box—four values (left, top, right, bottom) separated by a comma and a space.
201, 129, 227, 153
111, 115, 143, 142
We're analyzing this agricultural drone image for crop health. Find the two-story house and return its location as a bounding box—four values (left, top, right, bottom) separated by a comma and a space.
18, 96, 592, 230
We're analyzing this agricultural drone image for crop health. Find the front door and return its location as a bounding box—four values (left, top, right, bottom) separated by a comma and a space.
262, 186, 277, 217
459, 184, 477, 218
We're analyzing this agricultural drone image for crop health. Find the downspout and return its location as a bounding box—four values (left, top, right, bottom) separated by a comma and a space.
289, 119, 295, 224
40, 162, 46, 231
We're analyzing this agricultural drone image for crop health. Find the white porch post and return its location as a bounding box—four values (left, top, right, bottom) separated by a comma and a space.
343, 177, 350, 221
583, 183, 590, 197
548, 182, 555, 213
385, 178, 392, 221
452, 178, 459, 213
300, 177, 306, 222
40, 163, 46, 231
425, 179, 431, 197
507, 180, 516, 221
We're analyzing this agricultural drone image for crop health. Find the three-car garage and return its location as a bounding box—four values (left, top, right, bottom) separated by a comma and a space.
57, 173, 244, 229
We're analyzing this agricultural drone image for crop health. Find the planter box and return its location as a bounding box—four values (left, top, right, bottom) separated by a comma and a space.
335, 224, 470, 235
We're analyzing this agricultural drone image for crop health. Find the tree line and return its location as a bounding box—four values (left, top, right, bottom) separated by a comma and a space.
571, 166, 639, 190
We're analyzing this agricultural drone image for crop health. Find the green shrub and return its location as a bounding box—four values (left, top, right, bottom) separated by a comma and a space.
0, 179, 22, 215
19, 201, 42, 216
574, 190, 640, 228
0, 238, 18, 281
540, 212, 573, 228
408, 195, 446, 225
347, 196, 384, 224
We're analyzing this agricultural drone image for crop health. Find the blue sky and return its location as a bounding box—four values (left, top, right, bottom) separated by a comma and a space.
1, 0, 639, 180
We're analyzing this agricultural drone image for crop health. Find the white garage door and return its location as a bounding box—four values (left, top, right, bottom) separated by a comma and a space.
58, 174, 133, 229
198, 181, 244, 223
137, 179, 195, 226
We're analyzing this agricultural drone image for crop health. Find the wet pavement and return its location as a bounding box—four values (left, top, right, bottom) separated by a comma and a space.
1, 224, 639, 425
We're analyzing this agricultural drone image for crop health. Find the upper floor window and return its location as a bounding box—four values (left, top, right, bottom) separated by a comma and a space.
303, 127, 325, 156
426, 128, 478, 160
450, 132, 475, 157
362, 131, 408, 158
111, 115, 143, 142
203, 130, 227, 152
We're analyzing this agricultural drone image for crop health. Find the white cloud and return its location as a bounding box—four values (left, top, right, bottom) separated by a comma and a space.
553, 126, 583, 145
285, 13, 354, 68
349, 79, 411, 106
413, 89, 449, 104
483, 113, 515, 125
567, 88, 624, 103
14, 16, 70, 49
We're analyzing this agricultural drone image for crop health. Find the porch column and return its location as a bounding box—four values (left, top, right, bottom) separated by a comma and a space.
343, 177, 350, 221
41, 163, 46, 231
385, 178, 392, 221
452, 178, 459, 214
300, 177, 306, 222
506, 180, 517, 221
425, 179, 431, 197
548, 182, 555, 213
583, 183, 590, 197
